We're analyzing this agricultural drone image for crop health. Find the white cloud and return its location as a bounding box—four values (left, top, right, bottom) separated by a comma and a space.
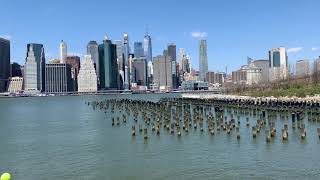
0, 35, 12, 40
287, 47, 303, 53
311, 47, 319, 51
190, 31, 207, 38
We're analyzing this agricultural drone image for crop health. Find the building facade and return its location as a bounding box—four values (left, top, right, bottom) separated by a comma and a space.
153, 55, 172, 90
0, 38, 10, 92
232, 61, 262, 86
296, 59, 310, 78
45, 63, 72, 93
60, 40, 67, 63
143, 32, 152, 63
134, 42, 144, 58
181, 81, 208, 91
7, 77, 23, 93
87, 41, 99, 79
199, 39, 208, 82
78, 55, 97, 92
269, 47, 288, 82
66, 55, 80, 91
133, 57, 147, 86
98, 37, 119, 90
253, 59, 269, 83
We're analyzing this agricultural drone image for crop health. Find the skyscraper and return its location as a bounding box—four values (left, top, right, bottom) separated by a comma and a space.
60, 40, 67, 63
78, 55, 98, 92
24, 45, 38, 92
87, 41, 99, 79
167, 43, 178, 88
133, 57, 147, 86
0, 38, 10, 92
123, 33, 130, 90
199, 39, 208, 82
179, 48, 185, 72
269, 47, 288, 81
66, 55, 80, 91
143, 31, 152, 63
24, 43, 45, 92
98, 36, 119, 90
153, 55, 172, 90
45, 63, 72, 93
134, 42, 144, 58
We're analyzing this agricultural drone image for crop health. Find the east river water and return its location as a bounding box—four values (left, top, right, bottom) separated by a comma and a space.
0, 94, 319, 179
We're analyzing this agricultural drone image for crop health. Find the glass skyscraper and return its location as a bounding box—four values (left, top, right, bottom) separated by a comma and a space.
134, 42, 144, 58
143, 32, 152, 63
0, 38, 10, 92
199, 39, 208, 82
98, 37, 119, 90
87, 41, 99, 79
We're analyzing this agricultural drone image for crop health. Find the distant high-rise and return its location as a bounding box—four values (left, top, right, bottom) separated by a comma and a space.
179, 48, 185, 71
143, 31, 152, 63
123, 33, 130, 90
66, 56, 80, 91
153, 55, 172, 89
87, 41, 99, 78
98, 36, 119, 90
269, 47, 288, 81
167, 43, 176, 61
133, 57, 147, 86
45, 63, 72, 93
296, 59, 310, 78
0, 38, 10, 92
25, 46, 38, 91
134, 42, 144, 58
78, 55, 98, 92
167, 43, 178, 88
199, 39, 208, 82
60, 40, 67, 63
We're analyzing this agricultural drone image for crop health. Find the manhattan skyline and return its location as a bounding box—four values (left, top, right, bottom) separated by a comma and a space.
1, 0, 320, 72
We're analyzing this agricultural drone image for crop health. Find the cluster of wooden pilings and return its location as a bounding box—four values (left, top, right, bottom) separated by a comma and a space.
87, 96, 320, 142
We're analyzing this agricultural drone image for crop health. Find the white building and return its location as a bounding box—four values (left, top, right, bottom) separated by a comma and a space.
269, 47, 288, 82
60, 40, 67, 63
78, 55, 98, 92
24, 46, 38, 92
7, 77, 23, 93
296, 59, 310, 77
232, 60, 262, 85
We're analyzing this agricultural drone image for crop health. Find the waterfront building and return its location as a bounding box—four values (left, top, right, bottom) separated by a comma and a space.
87, 41, 99, 79
181, 80, 208, 91
7, 77, 23, 93
153, 55, 172, 90
214, 72, 225, 85
207, 71, 215, 84
199, 39, 208, 82
232, 60, 262, 86
25, 44, 45, 92
49, 59, 60, 64
45, 63, 72, 93
269, 47, 288, 82
296, 59, 310, 78
66, 56, 80, 91
134, 42, 144, 58
253, 59, 269, 83
167, 43, 178, 89
0, 38, 10, 92
133, 57, 147, 86
143, 31, 152, 63
60, 40, 67, 63
78, 55, 97, 92
123, 33, 130, 90
114, 40, 124, 89
98, 36, 119, 90
24, 44, 40, 92
179, 48, 185, 72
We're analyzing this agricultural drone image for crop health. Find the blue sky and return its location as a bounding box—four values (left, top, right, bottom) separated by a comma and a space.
1, 0, 320, 72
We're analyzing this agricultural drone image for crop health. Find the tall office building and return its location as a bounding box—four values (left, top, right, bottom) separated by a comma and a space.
98, 36, 119, 90
179, 48, 185, 71
25, 46, 37, 91
45, 63, 72, 93
199, 39, 208, 82
78, 55, 97, 92
153, 55, 172, 90
133, 57, 147, 86
66, 56, 80, 91
123, 33, 130, 90
296, 59, 310, 78
0, 38, 10, 92
143, 31, 152, 63
60, 40, 67, 63
167, 43, 178, 88
134, 42, 144, 58
87, 41, 99, 78
269, 47, 288, 81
